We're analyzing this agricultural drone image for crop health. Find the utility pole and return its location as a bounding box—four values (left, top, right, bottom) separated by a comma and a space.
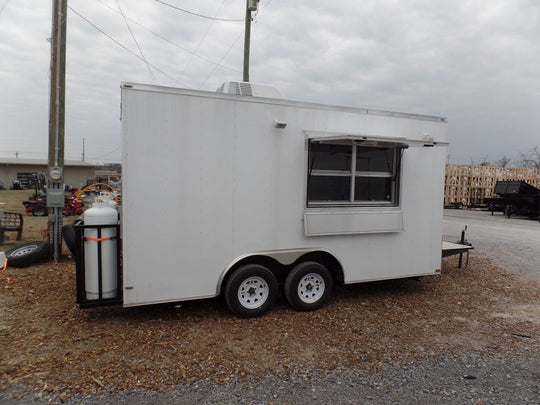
82, 138, 85, 161
243, 0, 259, 82
48, 0, 67, 262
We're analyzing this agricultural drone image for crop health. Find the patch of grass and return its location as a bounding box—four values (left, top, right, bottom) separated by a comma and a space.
1, 190, 81, 245
0, 190, 32, 213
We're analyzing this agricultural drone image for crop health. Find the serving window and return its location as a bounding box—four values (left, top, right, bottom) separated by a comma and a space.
307, 140, 403, 207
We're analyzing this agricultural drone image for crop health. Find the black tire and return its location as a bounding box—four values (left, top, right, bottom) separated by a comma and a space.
284, 261, 333, 311
224, 264, 278, 318
33, 204, 48, 217
62, 220, 82, 255
5, 241, 51, 268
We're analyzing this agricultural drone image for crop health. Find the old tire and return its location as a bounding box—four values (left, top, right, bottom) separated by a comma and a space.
62, 220, 82, 255
284, 262, 333, 311
224, 264, 278, 318
33, 204, 48, 217
5, 241, 51, 268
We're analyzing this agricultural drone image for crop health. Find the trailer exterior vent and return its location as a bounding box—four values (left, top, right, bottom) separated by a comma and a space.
238, 82, 253, 96
217, 81, 283, 99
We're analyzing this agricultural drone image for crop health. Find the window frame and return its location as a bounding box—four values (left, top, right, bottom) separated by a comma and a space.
306, 139, 404, 207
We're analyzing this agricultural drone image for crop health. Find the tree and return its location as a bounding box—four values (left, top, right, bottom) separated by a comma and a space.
496, 155, 511, 167
519, 147, 540, 169
469, 155, 491, 166
478, 155, 491, 166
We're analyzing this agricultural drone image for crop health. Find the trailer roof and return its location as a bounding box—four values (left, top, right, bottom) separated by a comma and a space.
121, 82, 447, 124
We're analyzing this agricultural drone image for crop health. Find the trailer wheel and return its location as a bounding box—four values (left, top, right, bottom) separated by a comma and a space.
224, 264, 278, 318
284, 262, 333, 311
4, 241, 51, 268
33, 204, 48, 217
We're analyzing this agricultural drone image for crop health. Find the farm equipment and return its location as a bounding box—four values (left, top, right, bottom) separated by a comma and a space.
74, 183, 118, 205
23, 194, 83, 217
22, 173, 83, 217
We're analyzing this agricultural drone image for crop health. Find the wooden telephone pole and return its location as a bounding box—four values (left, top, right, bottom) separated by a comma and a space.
243, 0, 259, 82
48, 0, 67, 262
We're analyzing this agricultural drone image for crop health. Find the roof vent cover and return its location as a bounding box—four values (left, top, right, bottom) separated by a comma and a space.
217, 81, 282, 99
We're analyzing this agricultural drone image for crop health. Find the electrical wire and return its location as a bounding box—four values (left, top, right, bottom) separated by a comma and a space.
182, 0, 227, 74
198, 30, 243, 89
68, 5, 188, 86
0, 0, 9, 17
86, 146, 121, 162
155, 0, 243, 22
198, 0, 273, 87
95, 0, 241, 73
199, 0, 276, 87
114, 0, 155, 83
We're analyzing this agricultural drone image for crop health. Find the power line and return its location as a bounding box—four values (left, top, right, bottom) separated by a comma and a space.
68, 5, 188, 86
199, 0, 276, 87
155, 0, 243, 22
182, 0, 227, 74
95, 0, 241, 73
199, 30, 243, 89
0, 0, 9, 17
86, 146, 121, 162
114, 0, 155, 83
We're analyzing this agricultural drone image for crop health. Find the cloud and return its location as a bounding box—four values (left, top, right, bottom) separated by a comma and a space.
0, 0, 538, 164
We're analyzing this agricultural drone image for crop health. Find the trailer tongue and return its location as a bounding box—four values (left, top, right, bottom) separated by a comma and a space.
442, 241, 474, 258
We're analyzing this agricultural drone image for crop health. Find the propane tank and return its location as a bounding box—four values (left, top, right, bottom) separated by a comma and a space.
84, 194, 118, 299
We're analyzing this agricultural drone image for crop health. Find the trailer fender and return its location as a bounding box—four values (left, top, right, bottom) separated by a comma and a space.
217, 248, 344, 295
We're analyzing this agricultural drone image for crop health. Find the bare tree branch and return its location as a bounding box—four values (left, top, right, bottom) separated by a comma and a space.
519, 146, 540, 169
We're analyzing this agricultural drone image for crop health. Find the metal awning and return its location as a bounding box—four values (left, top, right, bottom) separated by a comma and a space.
305, 131, 409, 148
304, 130, 447, 147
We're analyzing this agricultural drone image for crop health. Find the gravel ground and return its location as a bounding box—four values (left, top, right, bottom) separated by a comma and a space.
0, 209, 538, 404
69, 349, 540, 405
443, 208, 540, 280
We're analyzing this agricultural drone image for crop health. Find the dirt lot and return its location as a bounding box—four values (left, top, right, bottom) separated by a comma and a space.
0, 191, 539, 403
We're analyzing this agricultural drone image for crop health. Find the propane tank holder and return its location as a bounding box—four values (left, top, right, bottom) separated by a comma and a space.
75, 222, 122, 308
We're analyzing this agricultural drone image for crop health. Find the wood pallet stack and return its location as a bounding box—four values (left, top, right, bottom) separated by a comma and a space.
444, 164, 540, 206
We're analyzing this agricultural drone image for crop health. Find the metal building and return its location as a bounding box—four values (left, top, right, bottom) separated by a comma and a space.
0, 158, 95, 189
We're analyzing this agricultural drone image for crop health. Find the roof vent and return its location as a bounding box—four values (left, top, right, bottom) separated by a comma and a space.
217, 81, 282, 99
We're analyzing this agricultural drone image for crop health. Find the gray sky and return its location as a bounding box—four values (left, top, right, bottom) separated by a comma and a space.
0, 0, 539, 164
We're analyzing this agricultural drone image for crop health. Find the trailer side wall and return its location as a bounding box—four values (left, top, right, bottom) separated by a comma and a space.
121, 84, 447, 306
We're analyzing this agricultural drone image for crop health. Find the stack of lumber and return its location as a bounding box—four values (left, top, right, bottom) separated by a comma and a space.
444, 164, 540, 206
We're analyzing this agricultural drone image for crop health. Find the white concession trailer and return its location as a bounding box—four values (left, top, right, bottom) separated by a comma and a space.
76, 82, 448, 317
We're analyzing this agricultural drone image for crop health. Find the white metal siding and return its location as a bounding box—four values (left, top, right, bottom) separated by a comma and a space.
121, 84, 447, 306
